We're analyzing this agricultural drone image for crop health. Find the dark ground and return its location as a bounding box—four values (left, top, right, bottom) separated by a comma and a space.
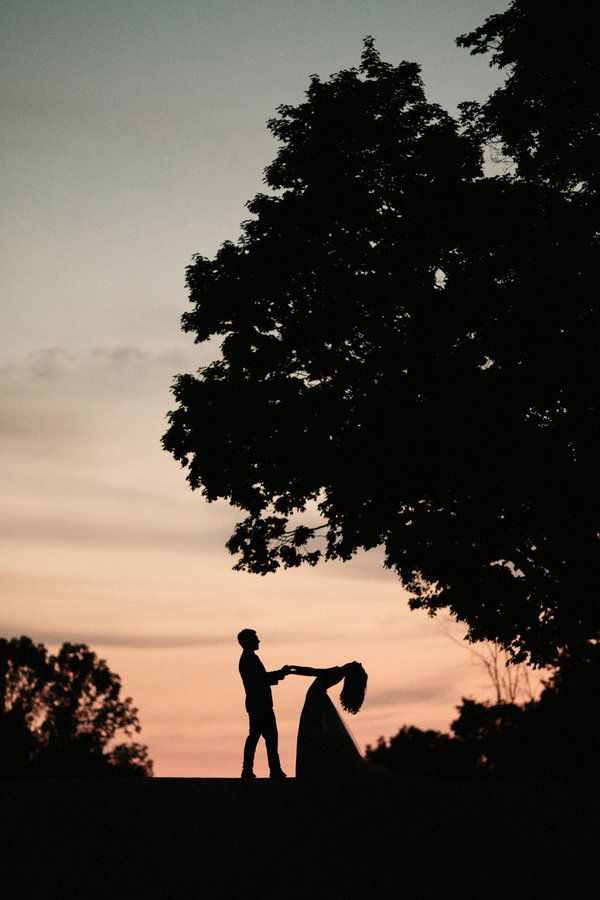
0, 777, 598, 898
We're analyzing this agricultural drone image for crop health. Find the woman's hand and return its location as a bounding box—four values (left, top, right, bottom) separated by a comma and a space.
287, 665, 319, 676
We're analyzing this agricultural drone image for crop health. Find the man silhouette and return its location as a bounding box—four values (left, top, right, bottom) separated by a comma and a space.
238, 629, 289, 779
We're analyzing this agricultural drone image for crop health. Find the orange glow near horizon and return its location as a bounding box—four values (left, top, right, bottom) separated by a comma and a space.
1, 340, 544, 778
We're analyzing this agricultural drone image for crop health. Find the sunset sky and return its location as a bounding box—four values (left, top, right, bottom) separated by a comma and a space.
1, 0, 526, 776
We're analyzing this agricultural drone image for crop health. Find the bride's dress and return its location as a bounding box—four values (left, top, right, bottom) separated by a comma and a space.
295, 666, 366, 779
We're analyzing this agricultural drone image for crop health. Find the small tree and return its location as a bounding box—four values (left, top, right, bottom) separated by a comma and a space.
0, 637, 152, 779
439, 622, 543, 705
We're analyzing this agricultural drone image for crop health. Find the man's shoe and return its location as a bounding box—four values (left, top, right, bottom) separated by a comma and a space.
241, 770, 256, 780
269, 770, 288, 780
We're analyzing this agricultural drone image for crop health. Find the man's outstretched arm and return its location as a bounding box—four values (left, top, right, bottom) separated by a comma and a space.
266, 665, 291, 684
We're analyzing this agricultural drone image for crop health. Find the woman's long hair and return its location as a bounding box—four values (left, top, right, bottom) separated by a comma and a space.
340, 662, 368, 714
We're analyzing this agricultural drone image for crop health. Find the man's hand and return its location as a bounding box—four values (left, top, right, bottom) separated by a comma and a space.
281, 665, 292, 677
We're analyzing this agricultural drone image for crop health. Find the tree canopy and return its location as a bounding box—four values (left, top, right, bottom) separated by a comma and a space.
164, 22, 600, 664
457, 0, 600, 193
0, 637, 152, 778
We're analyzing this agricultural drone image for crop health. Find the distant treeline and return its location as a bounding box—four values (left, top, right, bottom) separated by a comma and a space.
366, 643, 599, 779
0, 637, 152, 779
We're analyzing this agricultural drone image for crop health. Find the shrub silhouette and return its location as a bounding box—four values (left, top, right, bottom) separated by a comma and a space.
366, 642, 600, 779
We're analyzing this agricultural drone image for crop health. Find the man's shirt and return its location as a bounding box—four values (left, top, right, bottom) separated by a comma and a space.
239, 651, 281, 713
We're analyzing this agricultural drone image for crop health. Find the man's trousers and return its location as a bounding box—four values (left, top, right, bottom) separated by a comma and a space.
243, 706, 282, 773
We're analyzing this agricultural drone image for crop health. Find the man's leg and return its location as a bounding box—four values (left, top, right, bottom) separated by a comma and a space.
263, 708, 286, 777
242, 714, 261, 776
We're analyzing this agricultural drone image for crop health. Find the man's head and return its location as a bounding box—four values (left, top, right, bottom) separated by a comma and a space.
237, 629, 260, 650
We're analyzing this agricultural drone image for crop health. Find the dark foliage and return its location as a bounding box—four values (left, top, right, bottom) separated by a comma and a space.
457, 0, 600, 192
366, 641, 600, 779
164, 25, 600, 663
366, 726, 470, 778
0, 636, 153, 779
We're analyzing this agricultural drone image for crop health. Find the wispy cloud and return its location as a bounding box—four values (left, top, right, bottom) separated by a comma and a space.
0, 628, 232, 650
0, 342, 197, 393
0, 341, 200, 463
27, 346, 76, 378
0, 627, 381, 652
366, 683, 451, 708
2, 508, 230, 552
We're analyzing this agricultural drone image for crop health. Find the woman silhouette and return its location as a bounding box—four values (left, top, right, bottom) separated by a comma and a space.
288, 662, 368, 779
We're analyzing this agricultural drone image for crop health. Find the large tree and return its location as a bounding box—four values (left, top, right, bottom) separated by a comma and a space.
164, 34, 600, 664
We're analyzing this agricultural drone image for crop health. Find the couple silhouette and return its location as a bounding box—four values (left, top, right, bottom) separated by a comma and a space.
237, 629, 368, 779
